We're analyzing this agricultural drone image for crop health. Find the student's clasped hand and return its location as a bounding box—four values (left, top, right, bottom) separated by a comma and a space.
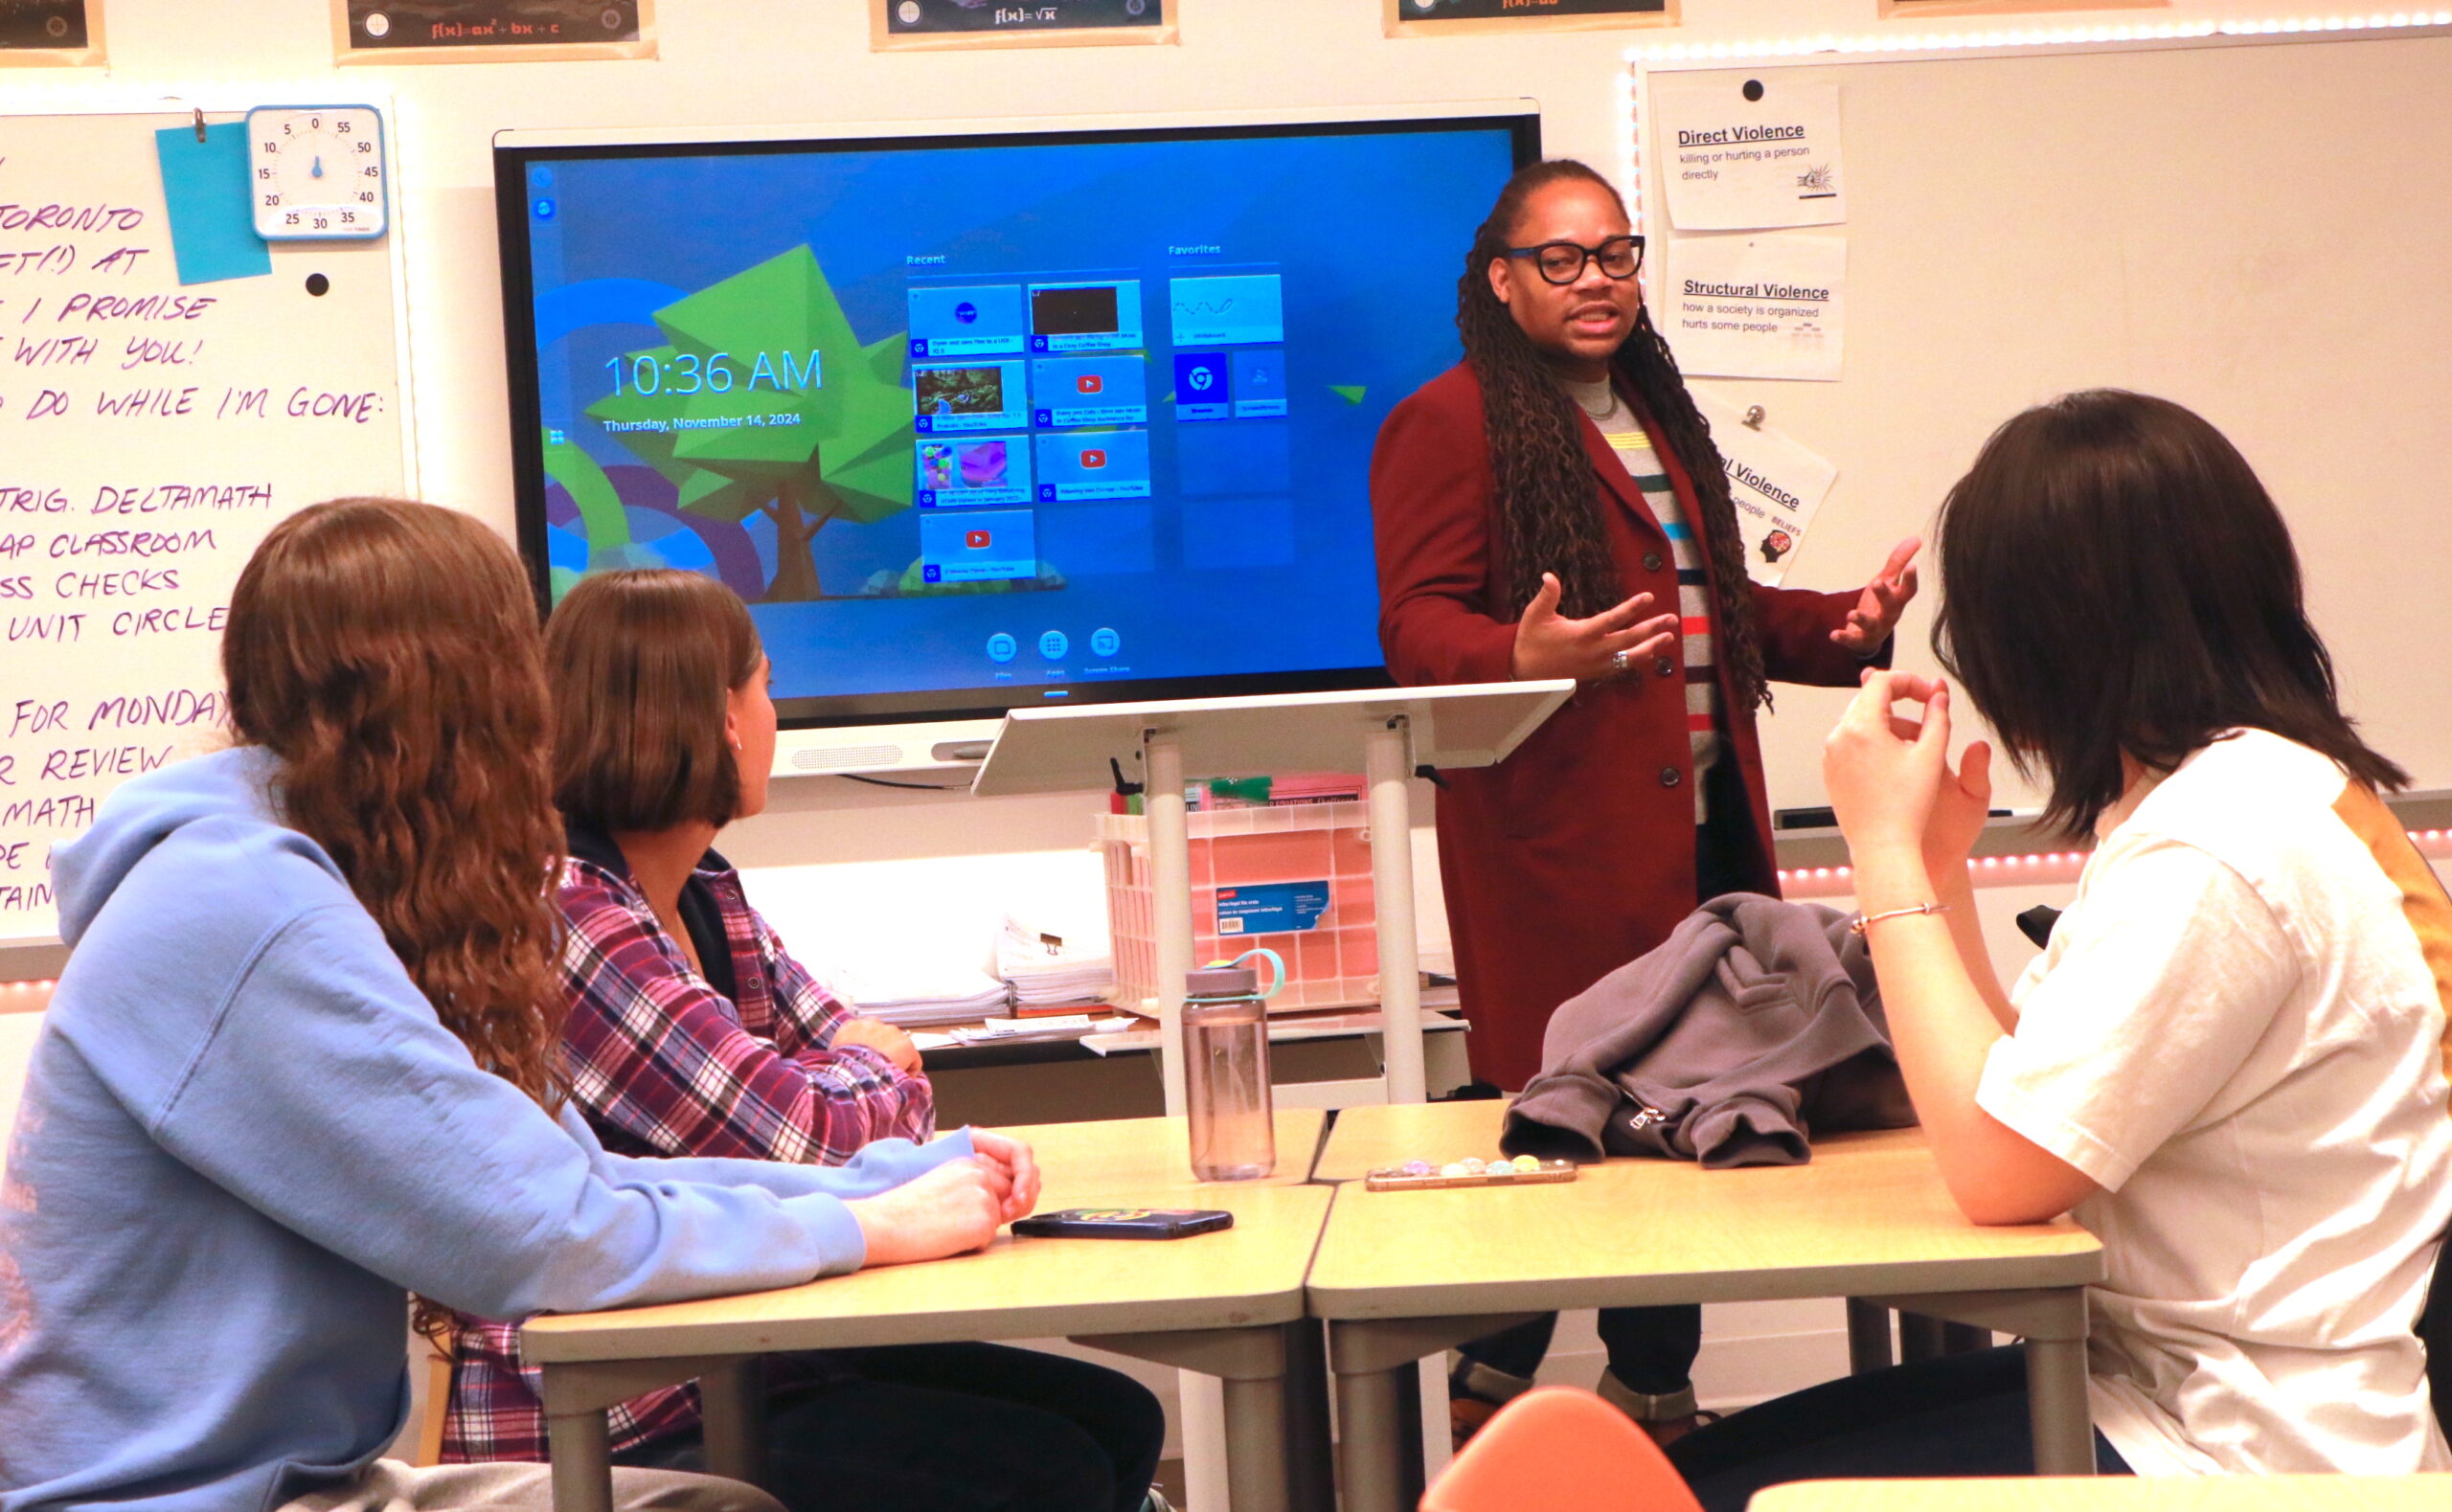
1823, 670, 1990, 869
832, 1016, 922, 1074
967, 1128, 1043, 1223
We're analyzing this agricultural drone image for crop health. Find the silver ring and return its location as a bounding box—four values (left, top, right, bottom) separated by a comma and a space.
1610, 649, 1632, 674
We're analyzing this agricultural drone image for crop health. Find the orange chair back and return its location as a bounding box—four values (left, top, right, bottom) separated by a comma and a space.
1421, 1386, 1706, 1512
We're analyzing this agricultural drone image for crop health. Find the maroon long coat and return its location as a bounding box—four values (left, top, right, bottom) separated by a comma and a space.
1371, 362, 1876, 1091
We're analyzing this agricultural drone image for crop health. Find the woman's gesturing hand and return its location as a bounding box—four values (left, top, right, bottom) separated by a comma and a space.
1830, 537, 1921, 654
1510, 572, 1679, 683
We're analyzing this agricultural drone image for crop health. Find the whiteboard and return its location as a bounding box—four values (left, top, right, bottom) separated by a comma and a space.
0, 109, 412, 943
1638, 31, 2452, 810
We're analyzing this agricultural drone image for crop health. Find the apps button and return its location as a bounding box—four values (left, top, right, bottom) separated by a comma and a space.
986, 633, 1018, 664
1038, 630, 1070, 660
1090, 627, 1121, 657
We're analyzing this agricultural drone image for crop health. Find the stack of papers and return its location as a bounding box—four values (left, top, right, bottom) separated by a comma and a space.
996, 910, 1116, 1012
949, 1013, 1142, 1047
834, 964, 1011, 1028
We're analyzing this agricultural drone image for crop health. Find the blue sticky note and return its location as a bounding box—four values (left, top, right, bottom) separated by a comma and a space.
154, 123, 271, 286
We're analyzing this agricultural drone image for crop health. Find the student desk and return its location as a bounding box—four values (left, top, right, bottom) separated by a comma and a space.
1307, 1102, 2106, 1512
1005, 1108, 1328, 1207
521, 1117, 1330, 1512
1748, 1478, 2450, 1512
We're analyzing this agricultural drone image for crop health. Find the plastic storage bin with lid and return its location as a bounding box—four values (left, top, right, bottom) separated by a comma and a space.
1100, 781, 1377, 1014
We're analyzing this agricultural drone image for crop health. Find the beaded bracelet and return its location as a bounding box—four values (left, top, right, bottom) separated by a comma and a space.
1850, 900, 1949, 935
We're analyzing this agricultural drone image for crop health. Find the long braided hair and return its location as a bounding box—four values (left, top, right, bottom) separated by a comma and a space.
1458, 159, 1768, 711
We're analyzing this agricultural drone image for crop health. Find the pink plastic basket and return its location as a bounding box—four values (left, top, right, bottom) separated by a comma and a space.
1100, 801, 1379, 1013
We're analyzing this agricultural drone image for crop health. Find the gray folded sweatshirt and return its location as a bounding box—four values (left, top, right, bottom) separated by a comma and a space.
1503, 893, 1917, 1168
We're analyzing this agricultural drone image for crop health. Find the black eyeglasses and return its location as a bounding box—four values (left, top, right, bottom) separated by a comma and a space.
1505, 235, 1646, 286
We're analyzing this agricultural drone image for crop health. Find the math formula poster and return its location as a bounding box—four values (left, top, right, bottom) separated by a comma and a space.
874, 0, 1176, 49
336, 0, 653, 62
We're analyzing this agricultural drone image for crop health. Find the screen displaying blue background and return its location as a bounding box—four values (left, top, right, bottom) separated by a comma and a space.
517, 123, 1523, 718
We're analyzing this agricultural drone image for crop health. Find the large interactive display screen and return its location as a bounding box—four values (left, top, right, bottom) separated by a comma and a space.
496, 113, 1536, 727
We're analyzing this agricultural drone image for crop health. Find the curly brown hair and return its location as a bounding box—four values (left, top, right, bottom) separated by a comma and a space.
1458, 159, 1768, 711
224, 498, 567, 1100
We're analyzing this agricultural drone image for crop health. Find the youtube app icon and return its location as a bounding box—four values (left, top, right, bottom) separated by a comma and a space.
1076, 373, 1103, 395
1031, 428, 1148, 502
965, 529, 992, 549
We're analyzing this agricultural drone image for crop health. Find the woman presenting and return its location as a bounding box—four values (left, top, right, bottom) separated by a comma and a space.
1370, 158, 1918, 1441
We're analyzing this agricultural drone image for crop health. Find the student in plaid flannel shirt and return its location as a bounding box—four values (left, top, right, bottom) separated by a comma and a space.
443, 570, 1166, 1512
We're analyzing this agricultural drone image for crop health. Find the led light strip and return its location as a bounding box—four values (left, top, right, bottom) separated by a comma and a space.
1776, 827, 2452, 891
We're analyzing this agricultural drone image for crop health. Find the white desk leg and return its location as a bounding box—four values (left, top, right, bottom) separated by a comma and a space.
1181, 1369, 1231, 1512
1364, 718, 1425, 1105
1144, 732, 1192, 1118
1142, 733, 1226, 1507
1417, 1356, 1453, 1483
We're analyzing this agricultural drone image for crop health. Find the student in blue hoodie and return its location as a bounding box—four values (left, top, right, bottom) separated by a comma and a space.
0, 498, 1033, 1512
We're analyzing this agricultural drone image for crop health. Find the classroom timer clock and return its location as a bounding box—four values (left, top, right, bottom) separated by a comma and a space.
247, 105, 388, 241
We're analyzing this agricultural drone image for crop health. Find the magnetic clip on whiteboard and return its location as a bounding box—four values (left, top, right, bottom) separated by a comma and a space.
161, 95, 207, 143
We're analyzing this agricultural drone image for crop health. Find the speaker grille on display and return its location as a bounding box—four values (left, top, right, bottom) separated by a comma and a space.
790, 745, 903, 772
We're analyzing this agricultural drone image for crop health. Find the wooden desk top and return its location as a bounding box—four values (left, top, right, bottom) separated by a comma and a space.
524, 1178, 1330, 1365
988, 1110, 1327, 1208
1314, 1098, 1516, 1181
1308, 1103, 2100, 1320
1749, 1478, 2450, 1512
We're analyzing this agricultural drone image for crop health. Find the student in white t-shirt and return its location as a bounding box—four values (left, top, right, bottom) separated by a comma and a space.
1668, 389, 2452, 1508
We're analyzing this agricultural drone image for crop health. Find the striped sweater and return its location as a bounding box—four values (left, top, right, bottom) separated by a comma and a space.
1565, 375, 1721, 822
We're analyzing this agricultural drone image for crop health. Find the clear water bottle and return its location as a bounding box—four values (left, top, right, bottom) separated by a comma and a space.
1184, 951, 1279, 1182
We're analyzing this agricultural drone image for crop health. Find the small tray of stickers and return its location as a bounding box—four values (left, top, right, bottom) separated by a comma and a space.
1363, 1154, 1579, 1191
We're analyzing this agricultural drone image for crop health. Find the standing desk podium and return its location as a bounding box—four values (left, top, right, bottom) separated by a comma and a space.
971, 681, 1573, 1111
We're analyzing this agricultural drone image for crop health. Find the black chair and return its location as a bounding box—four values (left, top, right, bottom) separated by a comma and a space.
2420, 1226, 2452, 1435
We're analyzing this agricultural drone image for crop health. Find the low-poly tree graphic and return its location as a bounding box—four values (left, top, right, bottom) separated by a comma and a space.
589, 245, 912, 601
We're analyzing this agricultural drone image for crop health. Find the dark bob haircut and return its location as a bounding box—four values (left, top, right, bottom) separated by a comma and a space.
546, 569, 763, 833
1934, 389, 2404, 837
